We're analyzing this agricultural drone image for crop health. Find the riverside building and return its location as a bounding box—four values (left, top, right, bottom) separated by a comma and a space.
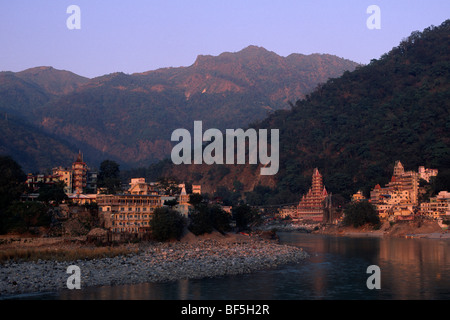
369, 161, 438, 220
420, 191, 450, 220
97, 178, 162, 234
296, 168, 328, 222
52, 151, 97, 194
26, 151, 97, 195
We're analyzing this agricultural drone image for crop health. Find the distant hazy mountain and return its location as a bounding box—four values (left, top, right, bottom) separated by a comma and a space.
4, 46, 355, 171
15, 66, 90, 95
0, 67, 89, 120
0, 46, 358, 172
0, 115, 79, 173
136, 45, 359, 102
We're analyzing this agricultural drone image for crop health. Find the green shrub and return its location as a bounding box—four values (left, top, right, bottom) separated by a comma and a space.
150, 207, 186, 241
188, 204, 231, 235
343, 201, 380, 228
4, 201, 50, 233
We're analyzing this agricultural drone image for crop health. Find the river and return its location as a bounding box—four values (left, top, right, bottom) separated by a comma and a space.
10, 233, 450, 300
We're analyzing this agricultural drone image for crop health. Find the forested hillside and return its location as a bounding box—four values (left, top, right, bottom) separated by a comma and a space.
148, 20, 450, 204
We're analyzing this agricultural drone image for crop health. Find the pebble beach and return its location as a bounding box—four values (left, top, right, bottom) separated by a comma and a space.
0, 233, 308, 298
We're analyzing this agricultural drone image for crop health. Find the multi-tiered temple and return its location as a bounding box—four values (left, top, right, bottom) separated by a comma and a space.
296, 168, 328, 222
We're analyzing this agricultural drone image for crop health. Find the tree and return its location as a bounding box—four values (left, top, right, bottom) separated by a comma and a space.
343, 201, 380, 228
0, 156, 26, 234
433, 169, 450, 194
5, 201, 50, 234
150, 207, 186, 241
187, 194, 231, 235
188, 193, 204, 207
214, 186, 241, 206
209, 205, 231, 234
37, 181, 68, 204
156, 177, 180, 195
163, 199, 179, 208
188, 204, 231, 235
188, 205, 213, 236
233, 180, 244, 193
0, 156, 26, 208
232, 204, 259, 232
98, 160, 121, 194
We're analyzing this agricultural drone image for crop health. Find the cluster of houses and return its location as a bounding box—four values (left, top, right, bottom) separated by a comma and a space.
23, 152, 203, 235
25, 151, 98, 203
277, 161, 448, 228
353, 161, 449, 225
24, 152, 450, 233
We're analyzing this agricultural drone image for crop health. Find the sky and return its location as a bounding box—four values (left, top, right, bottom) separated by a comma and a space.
1, 0, 449, 78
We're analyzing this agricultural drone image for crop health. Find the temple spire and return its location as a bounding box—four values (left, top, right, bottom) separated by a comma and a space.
297, 168, 328, 222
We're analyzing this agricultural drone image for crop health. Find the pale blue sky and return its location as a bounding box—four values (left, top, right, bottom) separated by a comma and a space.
1, 1, 449, 78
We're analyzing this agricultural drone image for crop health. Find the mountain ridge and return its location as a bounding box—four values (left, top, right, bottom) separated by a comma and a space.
0, 45, 360, 172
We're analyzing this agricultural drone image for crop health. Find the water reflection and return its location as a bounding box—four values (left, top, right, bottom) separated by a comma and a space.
280, 234, 450, 300
377, 237, 450, 300
45, 234, 450, 300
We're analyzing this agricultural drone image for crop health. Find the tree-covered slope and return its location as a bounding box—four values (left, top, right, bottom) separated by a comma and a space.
30, 47, 358, 169
153, 20, 450, 203
0, 116, 80, 173
269, 20, 450, 199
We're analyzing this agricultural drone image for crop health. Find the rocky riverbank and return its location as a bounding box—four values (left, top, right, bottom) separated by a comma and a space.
0, 233, 308, 297
313, 220, 449, 238
254, 221, 319, 233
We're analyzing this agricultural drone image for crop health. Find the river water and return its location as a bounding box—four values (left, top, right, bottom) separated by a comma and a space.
14, 233, 450, 300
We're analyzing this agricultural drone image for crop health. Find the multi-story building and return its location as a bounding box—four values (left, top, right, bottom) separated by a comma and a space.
192, 185, 201, 194
25, 173, 59, 191
351, 190, 366, 202
296, 168, 328, 222
97, 178, 163, 234
370, 161, 419, 205
86, 171, 98, 194
370, 184, 383, 205
420, 191, 450, 220
278, 206, 297, 219
128, 178, 158, 195
380, 190, 412, 205
369, 161, 437, 220
52, 167, 73, 193
51, 151, 97, 195
385, 161, 419, 205
418, 166, 438, 183
72, 151, 88, 194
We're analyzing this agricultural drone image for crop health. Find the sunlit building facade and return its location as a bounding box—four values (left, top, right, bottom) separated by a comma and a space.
98, 194, 162, 233
296, 168, 328, 222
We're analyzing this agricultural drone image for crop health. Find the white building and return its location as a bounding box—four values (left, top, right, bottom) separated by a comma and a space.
418, 166, 438, 183
421, 191, 450, 220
